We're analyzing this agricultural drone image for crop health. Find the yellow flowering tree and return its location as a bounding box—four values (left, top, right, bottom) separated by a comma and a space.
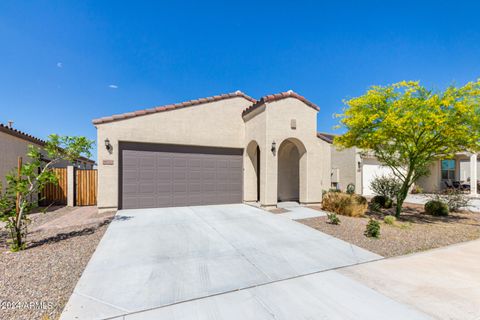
335, 80, 480, 217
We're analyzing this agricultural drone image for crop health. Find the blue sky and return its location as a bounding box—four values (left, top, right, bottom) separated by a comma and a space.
1, 1, 480, 160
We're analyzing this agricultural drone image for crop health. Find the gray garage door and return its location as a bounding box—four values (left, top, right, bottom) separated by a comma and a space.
120, 143, 243, 209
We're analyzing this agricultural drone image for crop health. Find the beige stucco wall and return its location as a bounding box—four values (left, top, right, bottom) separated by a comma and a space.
0, 131, 39, 188
331, 146, 362, 192
96, 97, 252, 210
244, 98, 331, 206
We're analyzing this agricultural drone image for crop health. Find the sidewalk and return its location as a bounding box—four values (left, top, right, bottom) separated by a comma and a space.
340, 239, 480, 320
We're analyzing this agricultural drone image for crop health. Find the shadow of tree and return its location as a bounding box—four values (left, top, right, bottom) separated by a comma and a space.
27, 218, 113, 249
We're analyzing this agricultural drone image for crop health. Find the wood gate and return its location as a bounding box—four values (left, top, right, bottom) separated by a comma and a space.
40, 168, 67, 205
76, 169, 98, 206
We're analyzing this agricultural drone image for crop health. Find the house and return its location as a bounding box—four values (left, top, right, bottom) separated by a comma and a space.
0, 122, 95, 188
318, 132, 480, 196
318, 132, 386, 195
93, 91, 332, 212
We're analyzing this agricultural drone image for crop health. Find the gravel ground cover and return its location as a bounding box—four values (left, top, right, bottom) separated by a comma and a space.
300, 203, 480, 257
0, 206, 114, 320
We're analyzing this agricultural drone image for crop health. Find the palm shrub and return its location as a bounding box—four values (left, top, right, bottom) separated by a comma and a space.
322, 191, 368, 217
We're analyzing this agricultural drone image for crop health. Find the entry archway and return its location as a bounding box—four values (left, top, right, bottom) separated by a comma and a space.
277, 138, 307, 202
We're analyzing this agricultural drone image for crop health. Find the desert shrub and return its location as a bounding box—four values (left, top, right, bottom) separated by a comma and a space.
327, 212, 341, 225
370, 175, 402, 200
346, 183, 355, 195
370, 195, 393, 209
429, 190, 470, 212
424, 200, 449, 216
322, 191, 368, 217
411, 184, 423, 194
355, 195, 368, 205
365, 218, 381, 238
383, 215, 396, 225
369, 201, 382, 212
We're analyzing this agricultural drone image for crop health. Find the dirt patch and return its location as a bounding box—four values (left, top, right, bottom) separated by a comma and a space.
300, 204, 480, 257
0, 206, 115, 320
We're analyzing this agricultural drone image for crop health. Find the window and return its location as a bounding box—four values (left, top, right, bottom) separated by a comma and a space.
441, 159, 455, 180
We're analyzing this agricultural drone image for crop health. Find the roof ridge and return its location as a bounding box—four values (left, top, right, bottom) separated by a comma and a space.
0, 122, 46, 145
242, 90, 319, 117
92, 91, 256, 125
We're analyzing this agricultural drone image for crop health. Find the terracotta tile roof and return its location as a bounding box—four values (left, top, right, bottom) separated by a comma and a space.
92, 91, 256, 125
316, 132, 338, 144
242, 90, 320, 117
0, 123, 95, 164
0, 122, 46, 146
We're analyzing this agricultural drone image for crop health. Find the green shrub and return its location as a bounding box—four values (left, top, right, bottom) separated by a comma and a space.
371, 195, 393, 209
346, 183, 355, 195
365, 218, 381, 238
370, 202, 382, 212
383, 215, 396, 225
327, 212, 341, 225
322, 191, 368, 217
424, 200, 449, 216
370, 175, 402, 200
411, 185, 423, 194
429, 190, 470, 212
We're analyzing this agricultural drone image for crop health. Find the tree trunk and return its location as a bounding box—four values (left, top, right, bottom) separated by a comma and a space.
395, 168, 414, 218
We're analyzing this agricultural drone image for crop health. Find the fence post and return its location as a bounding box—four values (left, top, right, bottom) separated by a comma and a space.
67, 165, 75, 207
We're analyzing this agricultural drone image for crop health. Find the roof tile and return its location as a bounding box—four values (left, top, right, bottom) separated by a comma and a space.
242, 90, 319, 117
92, 91, 256, 125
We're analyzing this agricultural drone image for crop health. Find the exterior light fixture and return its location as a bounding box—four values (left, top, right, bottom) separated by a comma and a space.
271, 141, 276, 155
105, 138, 112, 152
357, 161, 361, 170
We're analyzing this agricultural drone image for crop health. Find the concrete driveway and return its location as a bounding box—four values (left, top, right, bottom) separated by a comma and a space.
61, 204, 429, 320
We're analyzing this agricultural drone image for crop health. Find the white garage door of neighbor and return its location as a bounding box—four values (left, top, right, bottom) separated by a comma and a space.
362, 164, 395, 195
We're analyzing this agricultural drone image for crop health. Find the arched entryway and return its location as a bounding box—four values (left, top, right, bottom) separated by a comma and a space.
246, 140, 261, 202
277, 138, 307, 202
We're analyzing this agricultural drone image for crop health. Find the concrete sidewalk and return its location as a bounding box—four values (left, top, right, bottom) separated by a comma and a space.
341, 239, 480, 320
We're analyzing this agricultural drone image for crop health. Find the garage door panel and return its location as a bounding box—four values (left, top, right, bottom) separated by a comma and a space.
121, 146, 243, 209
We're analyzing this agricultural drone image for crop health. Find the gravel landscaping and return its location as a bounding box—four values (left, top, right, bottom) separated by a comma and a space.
0, 206, 115, 320
301, 203, 480, 257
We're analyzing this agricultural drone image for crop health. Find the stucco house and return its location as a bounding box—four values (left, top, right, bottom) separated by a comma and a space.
318, 132, 480, 196
0, 122, 95, 188
93, 91, 331, 212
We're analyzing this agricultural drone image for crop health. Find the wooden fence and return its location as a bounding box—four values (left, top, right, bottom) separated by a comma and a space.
40, 168, 67, 205
76, 169, 98, 206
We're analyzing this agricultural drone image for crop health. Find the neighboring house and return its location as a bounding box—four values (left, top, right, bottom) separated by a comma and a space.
0, 122, 95, 188
93, 90, 332, 211
318, 132, 385, 195
318, 132, 480, 196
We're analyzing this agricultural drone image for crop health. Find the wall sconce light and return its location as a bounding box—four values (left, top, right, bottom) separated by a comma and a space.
105, 138, 112, 152
271, 141, 276, 156
357, 161, 361, 170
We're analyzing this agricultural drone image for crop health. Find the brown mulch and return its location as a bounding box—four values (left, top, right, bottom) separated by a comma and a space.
299, 203, 480, 258
0, 207, 115, 320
